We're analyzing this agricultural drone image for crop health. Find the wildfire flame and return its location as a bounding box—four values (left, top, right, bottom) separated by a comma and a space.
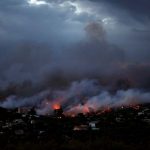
83, 105, 90, 114
52, 103, 61, 110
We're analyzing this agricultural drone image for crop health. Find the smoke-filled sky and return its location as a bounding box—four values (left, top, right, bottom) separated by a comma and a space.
0, 0, 150, 96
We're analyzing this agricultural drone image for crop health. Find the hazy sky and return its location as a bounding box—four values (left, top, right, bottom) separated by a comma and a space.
0, 0, 150, 92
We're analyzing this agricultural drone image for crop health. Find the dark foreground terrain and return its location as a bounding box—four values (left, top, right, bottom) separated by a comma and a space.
0, 104, 150, 150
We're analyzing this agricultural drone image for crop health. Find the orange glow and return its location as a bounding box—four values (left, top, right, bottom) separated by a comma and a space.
52, 103, 61, 110
83, 105, 90, 114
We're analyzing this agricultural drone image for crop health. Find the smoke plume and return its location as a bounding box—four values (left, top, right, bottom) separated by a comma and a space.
0, 79, 150, 115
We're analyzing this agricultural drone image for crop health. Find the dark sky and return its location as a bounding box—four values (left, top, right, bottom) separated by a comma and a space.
0, 0, 150, 92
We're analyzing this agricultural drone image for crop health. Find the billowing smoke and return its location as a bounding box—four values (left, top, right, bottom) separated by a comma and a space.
0, 21, 149, 115
0, 0, 150, 112
0, 90, 50, 109
0, 21, 150, 97
0, 79, 150, 115
0, 22, 125, 90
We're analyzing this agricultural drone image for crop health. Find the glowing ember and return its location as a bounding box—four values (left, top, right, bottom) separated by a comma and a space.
52, 103, 61, 110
